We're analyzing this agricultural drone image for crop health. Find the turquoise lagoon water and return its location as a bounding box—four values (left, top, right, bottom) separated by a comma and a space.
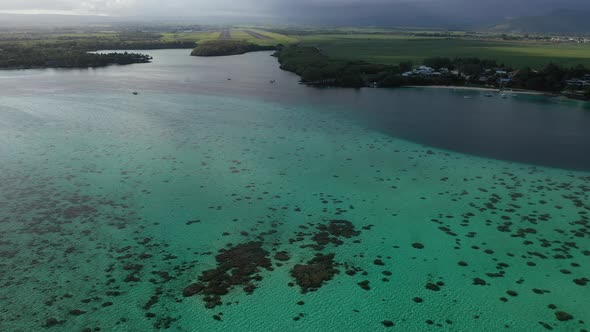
0, 50, 589, 331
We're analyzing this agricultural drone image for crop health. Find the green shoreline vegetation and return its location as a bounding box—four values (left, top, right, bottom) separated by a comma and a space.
273, 45, 590, 99
190, 40, 275, 57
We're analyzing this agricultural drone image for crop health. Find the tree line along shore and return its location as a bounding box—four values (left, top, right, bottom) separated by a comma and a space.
273, 45, 590, 99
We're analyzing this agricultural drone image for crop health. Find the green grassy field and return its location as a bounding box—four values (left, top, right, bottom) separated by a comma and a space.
160, 31, 220, 43
296, 34, 590, 68
0, 28, 296, 49
162, 29, 297, 47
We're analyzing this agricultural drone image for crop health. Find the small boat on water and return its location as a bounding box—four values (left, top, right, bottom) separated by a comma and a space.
132, 92, 138, 95
464, 96, 471, 99
270, 80, 276, 84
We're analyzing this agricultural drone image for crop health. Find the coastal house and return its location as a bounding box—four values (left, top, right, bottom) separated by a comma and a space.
402, 66, 436, 77
415, 66, 435, 75
565, 79, 589, 87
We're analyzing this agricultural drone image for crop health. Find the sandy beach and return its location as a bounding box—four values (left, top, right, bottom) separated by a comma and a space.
406, 85, 550, 96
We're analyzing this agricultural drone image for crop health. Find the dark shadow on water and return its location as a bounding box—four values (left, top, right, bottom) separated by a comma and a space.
345, 88, 590, 172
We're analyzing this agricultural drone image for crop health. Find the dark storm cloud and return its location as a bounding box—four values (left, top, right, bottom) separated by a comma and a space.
1, 0, 589, 21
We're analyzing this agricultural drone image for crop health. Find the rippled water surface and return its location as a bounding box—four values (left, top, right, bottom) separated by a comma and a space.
0, 50, 588, 331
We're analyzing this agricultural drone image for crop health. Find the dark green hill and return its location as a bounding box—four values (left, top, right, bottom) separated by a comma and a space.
488, 9, 590, 34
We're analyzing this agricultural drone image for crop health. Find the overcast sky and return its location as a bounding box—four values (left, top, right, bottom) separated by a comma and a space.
0, 0, 268, 16
1, 0, 588, 19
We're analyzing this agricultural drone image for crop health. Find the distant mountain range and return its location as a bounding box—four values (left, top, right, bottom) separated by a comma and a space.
487, 9, 590, 34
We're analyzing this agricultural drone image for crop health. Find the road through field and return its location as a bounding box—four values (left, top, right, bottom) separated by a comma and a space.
244, 30, 272, 40
219, 29, 231, 40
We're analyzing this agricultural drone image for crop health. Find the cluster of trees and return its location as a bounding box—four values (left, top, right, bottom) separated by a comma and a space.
190, 40, 274, 57
513, 64, 590, 92
0, 45, 152, 69
274, 45, 397, 87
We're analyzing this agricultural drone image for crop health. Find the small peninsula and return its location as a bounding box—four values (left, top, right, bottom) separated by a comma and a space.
190, 40, 275, 57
